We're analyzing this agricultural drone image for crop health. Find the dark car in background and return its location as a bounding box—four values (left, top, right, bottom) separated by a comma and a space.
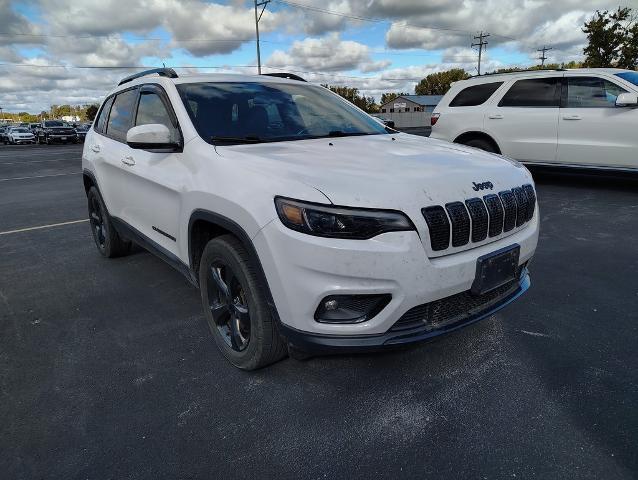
0, 125, 10, 144
74, 123, 91, 143
35, 120, 77, 144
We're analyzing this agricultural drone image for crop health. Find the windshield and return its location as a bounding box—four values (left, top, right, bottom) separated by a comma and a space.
45, 121, 68, 127
176, 82, 388, 145
13, 128, 30, 133
615, 72, 638, 87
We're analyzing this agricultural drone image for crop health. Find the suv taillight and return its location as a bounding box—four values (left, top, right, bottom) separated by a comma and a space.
431, 113, 440, 126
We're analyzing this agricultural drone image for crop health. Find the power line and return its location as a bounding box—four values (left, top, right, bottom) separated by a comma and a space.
274, 0, 518, 40
471, 31, 489, 75
537, 46, 552, 66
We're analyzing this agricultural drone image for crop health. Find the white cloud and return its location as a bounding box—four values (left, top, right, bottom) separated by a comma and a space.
266, 33, 391, 73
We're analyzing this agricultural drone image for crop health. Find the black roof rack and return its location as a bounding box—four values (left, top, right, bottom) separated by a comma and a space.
118, 67, 179, 86
475, 68, 567, 78
262, 72, 307, 82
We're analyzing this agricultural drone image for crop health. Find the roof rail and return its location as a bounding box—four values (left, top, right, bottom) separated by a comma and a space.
118, 67, 179, 86
262, 72, 307, 82
475, 68, 567, 78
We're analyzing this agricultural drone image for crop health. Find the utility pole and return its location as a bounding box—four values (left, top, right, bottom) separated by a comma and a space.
537, 46, 552, 67
471, 31, 490, 75
254, 0, 271, 75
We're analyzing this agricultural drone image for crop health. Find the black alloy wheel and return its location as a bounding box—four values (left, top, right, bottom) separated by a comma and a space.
207, 263, 251, 352
198, 235, 287, 369
88, 193, 106, 251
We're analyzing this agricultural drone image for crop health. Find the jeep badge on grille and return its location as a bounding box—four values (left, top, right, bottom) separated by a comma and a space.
472, 181, 494, 191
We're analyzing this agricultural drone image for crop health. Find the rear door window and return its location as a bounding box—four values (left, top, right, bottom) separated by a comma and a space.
498, 78, 561, 107
106, 89, 138, 142
449, 82, 503, 107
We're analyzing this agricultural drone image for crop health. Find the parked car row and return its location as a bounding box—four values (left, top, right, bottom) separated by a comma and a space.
0, 120, 92, 145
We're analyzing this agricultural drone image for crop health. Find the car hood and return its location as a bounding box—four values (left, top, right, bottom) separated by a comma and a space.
216, 133, 533, 211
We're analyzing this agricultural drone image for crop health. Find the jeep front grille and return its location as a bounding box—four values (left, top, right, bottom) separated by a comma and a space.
423, 184, 536, 252
422, 206, 450, 251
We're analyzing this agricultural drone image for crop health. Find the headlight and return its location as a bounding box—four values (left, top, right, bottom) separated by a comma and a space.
275, 197, 415, 239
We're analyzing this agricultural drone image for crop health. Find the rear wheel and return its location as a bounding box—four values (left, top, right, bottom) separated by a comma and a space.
199, 235, 287, 370
461, 138, 498, 153
87, 186, 131, 258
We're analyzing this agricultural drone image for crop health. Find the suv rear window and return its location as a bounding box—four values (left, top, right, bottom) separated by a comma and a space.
498, 78, 561, 107
449, 82, 503, 107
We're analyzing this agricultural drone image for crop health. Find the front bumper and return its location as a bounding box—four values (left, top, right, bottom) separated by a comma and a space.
280, 269, 529, 353
253, 209, 539, 338
47, 134, 76, 142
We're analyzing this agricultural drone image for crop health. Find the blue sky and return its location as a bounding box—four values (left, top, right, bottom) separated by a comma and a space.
0, 0, 623, 112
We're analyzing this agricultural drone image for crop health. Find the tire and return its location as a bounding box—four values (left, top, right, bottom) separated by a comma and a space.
199, 235, 287, 370
462, 138, 498, 153
87, 186, 131, 258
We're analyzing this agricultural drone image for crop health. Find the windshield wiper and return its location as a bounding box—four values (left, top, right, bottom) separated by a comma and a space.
211, 135, 261, 144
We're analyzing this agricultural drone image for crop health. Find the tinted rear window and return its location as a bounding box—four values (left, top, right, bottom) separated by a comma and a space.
449, 82, 503, 107
499, 78, 561, 107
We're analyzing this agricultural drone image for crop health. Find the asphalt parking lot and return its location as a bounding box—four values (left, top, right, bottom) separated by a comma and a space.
1, 143, 637, 479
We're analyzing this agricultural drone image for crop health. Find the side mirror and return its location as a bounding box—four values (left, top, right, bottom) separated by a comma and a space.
616, 92, 638, 107
126, 124, 178, 149
383, 120, 395, 129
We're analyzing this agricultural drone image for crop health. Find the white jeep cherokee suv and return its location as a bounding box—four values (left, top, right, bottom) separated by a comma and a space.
430, 68, 638, 171
82, 68, 539, 370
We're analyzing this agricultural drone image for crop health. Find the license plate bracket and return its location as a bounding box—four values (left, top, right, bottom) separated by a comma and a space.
471, 244, 520, 295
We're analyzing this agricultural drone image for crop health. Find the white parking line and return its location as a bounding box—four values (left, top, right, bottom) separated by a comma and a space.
0, 159, 73, 165
0, 219, 88, 236
0, 172, 81, 182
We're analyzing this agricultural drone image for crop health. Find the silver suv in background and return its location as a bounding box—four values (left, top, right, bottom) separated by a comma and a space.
430, 68, 638, 171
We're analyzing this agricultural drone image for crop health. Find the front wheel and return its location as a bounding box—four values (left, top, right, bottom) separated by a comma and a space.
199, 235, 287, 370
87, 186, 131, 258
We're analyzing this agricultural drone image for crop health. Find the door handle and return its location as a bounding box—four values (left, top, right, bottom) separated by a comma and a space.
488, 114, 504, 119
91, 144, 100, 153
121, 156, 136, 166
563, 115, 582, 120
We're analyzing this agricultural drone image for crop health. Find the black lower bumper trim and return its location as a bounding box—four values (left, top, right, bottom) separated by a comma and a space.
280, 270, 530, 354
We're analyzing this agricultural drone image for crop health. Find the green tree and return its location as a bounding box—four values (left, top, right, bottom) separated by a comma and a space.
380, 92, 409, 105
85, 104, 99, 121
414, 68, 470, 96
583, 7, 638, 69
322, 85, 379, 113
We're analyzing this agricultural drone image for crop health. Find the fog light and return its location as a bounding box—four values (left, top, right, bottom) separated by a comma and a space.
314, 294, 392, 324
324, 299, 339, 311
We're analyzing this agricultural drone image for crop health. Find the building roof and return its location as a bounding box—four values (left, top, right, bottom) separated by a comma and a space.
381, 95, 443, 108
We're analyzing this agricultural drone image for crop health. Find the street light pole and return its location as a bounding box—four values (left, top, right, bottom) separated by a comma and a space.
254, 0, 271, 75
